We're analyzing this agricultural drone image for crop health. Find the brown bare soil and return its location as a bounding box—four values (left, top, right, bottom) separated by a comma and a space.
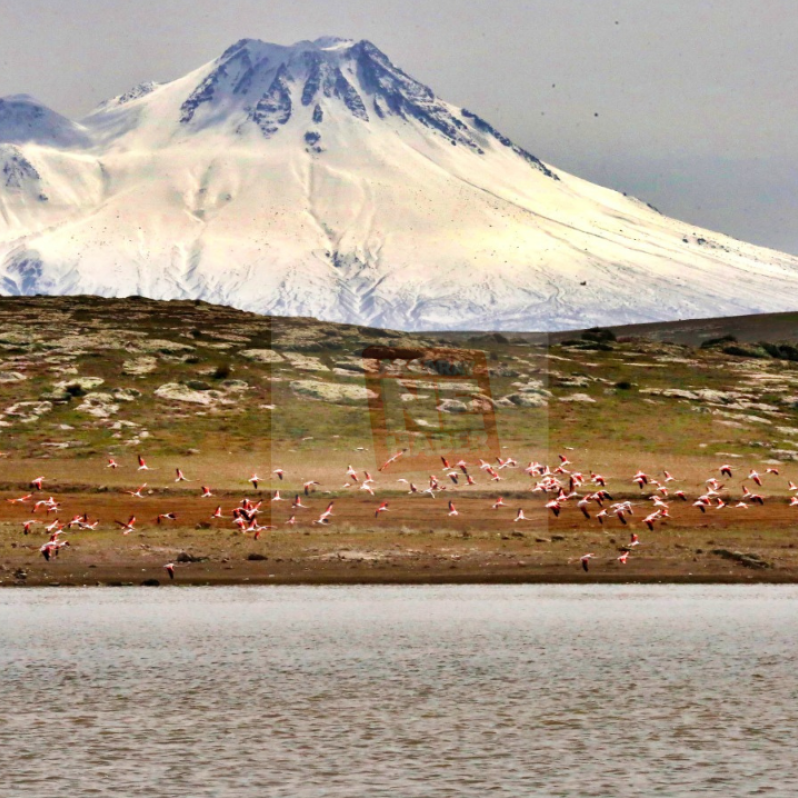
2, 479, 797, 587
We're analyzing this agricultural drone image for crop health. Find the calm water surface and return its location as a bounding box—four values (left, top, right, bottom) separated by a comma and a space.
1, 585, 797, 797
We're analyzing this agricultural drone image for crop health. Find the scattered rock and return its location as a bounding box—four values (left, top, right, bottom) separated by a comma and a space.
176, 552, 208, 563
78, 393, 120, 418
285, 353, 329, 372
559, 393, 596, 403
5, 400, 54, 423
54, 376, 105, 393
139, 339, 195, 355
436, 398, 468, 413
557, 375, 591, 388
239, 348, 284, 364
290, 379, 377, 404
220, 379, 249, 391
122, 356, 158, 376
769, 449, 798, 461
112, 387, 141, 401
502, 393, 548, 408
155, 382, 215, 405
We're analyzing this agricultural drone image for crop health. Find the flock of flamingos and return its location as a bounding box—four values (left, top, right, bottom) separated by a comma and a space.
8, 448, 792, 578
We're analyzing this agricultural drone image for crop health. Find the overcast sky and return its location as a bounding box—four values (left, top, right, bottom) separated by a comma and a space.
2, 0, 796, 255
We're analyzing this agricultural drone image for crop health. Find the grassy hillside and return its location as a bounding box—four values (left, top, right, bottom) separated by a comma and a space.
2, 296, 798, 586
1, 296, 797, 470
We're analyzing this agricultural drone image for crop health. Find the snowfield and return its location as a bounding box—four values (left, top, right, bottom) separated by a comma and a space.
1, 37, 797, 331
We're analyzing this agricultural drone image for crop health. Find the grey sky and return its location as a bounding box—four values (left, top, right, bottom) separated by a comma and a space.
3, 0, 797, 255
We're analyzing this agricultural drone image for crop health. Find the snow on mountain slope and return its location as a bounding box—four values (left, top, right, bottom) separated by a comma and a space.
1, 37, 797, 330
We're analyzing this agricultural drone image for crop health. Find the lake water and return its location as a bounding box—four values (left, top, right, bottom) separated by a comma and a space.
1, 585, 797, 797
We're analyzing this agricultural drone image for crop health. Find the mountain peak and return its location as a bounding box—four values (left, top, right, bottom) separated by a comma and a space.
166, 35, 555, 176
0, 94, 91, 148
4, 36, 794, 332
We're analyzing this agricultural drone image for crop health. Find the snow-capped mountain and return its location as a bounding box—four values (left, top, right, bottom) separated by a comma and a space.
1, 36, 797, 331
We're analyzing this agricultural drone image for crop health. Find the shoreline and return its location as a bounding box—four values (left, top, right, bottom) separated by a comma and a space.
4, 560, 796, 588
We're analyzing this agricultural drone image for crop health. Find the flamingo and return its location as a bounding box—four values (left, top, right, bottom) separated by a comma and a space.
375, 501, 389, 517
448, 500, 458, 517
580, 553, 594, 572
164, 562, 175, 580
545, 499, 561, 518
273, 469, 285, 481
116, 516, 137, 535
30, 477, 46, 490
379, 449, 407, 471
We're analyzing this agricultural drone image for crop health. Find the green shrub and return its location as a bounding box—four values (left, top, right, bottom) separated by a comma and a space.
700, 334, 737, 349
722, 345, 768, 359
581, 327, 617, 342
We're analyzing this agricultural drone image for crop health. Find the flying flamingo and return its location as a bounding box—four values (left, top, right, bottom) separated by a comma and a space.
378, 449, 407, 471
116, 516, 137, 535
